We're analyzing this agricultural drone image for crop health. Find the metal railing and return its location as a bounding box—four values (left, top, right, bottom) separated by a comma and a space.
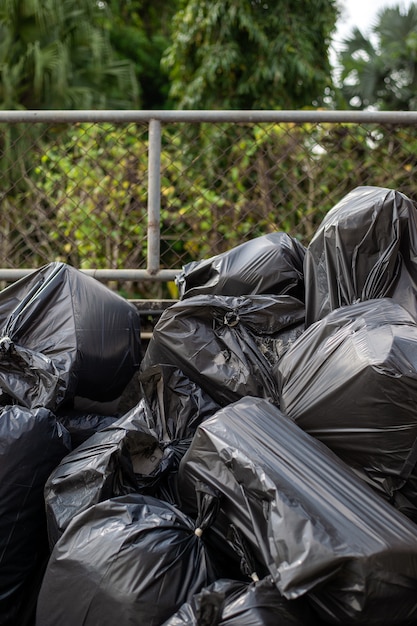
1, 109, 417, 296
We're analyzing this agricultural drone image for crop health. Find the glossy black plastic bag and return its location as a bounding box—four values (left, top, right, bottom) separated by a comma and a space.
176, 232, 306, 301
141, 294, 305, 407
45, 366, 220, 547
178, 396, 417, 625
277, 298, 417, 520
0, 262, 142, 410
0, 405, 71, 626
140, 363, 221, 443
37, 494, 217, 626
162, 576, 319, 626
56, 408, 119, 448
304, 186, 417, 326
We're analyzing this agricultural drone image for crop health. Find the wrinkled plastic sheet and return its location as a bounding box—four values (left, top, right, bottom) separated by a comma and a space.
140, 363, 221, 442
277, 297, 417, 520
0, 262, 142, 410
178, 396, 417, 625
162, 576, 318, 626
304, 186, 417, 326
141, 294, 305, 407
36, 494, 217, 626
55, 409, 119, 448
176, 232, 306, 301
45, 366, 220, 547
0, 406, 71, 626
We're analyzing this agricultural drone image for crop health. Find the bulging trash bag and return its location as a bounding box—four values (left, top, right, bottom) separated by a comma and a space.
0, 262, 142, 410
0, 405, 71, 626
277, 298, 417, 520
176, 232, 306, 301
304, 186, 417, 326
141, 294, 305, 407
178, 396, 417, 625
162, 576, 319, 626
45, 400, 160, 548
36, 494, 218, 626
45, 366, 220, 548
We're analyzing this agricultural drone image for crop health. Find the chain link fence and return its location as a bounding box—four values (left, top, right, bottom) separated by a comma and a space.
1, 110, 417, 298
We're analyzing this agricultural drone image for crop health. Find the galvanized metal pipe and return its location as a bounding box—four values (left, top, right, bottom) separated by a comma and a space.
147, 119, 161, 275
0, 268, 180, 282
2, 110, 417, 124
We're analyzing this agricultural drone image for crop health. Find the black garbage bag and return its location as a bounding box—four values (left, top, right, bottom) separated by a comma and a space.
0, 262, 142, 410
55, 408, 119, 448
0, 405, 71, 626
178, 396, 417, 625
304, 186, 417, 326
36, 494, 218, 626
140, 363, 221, 444
141, 294, 305, 407
176, 232, 306, 301
140, 364, 222, 504
44, 400, 165, 548
277, 298, 417, 521
45, 366, 220, 547
163, 525, 319, 626
162, 576, 319, 626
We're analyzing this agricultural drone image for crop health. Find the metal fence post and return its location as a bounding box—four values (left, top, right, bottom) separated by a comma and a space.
147, 119, 161, 275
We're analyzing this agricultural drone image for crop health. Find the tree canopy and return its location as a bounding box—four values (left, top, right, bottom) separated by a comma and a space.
162, 0, 339, 109
338, 3, 417, 110
0, 0, 341, 111
0, 0, 138, 110
105, 0, 180, 109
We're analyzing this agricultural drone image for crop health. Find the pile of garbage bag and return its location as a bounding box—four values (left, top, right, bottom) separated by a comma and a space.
2, 187, 417, 625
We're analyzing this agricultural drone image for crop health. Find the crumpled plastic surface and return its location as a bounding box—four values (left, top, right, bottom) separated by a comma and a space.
36, 494, 217, 626
304, 186, 417, 326
0, 405, 71, 626
45, 366, 220, 548
178, 396, 417, 625
277, 297, 417, 520
141, 294, 305, 407
140, 363, 221, 443
55, 408, 119, 448
0, 262, 142, 410
162, 576, 319, 626
176, 232, 306, 301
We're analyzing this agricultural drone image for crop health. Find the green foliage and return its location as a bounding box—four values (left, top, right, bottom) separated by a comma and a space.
162, 0, 339, 109
3, 119, 417, 300
160, 120, 417, 259
0, 0, 138, 110
338, 3, 417, 110
31, 123, 149, 269
105, 0, 180, 109
0, 0, 141, 271
3, 0, 417, 302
